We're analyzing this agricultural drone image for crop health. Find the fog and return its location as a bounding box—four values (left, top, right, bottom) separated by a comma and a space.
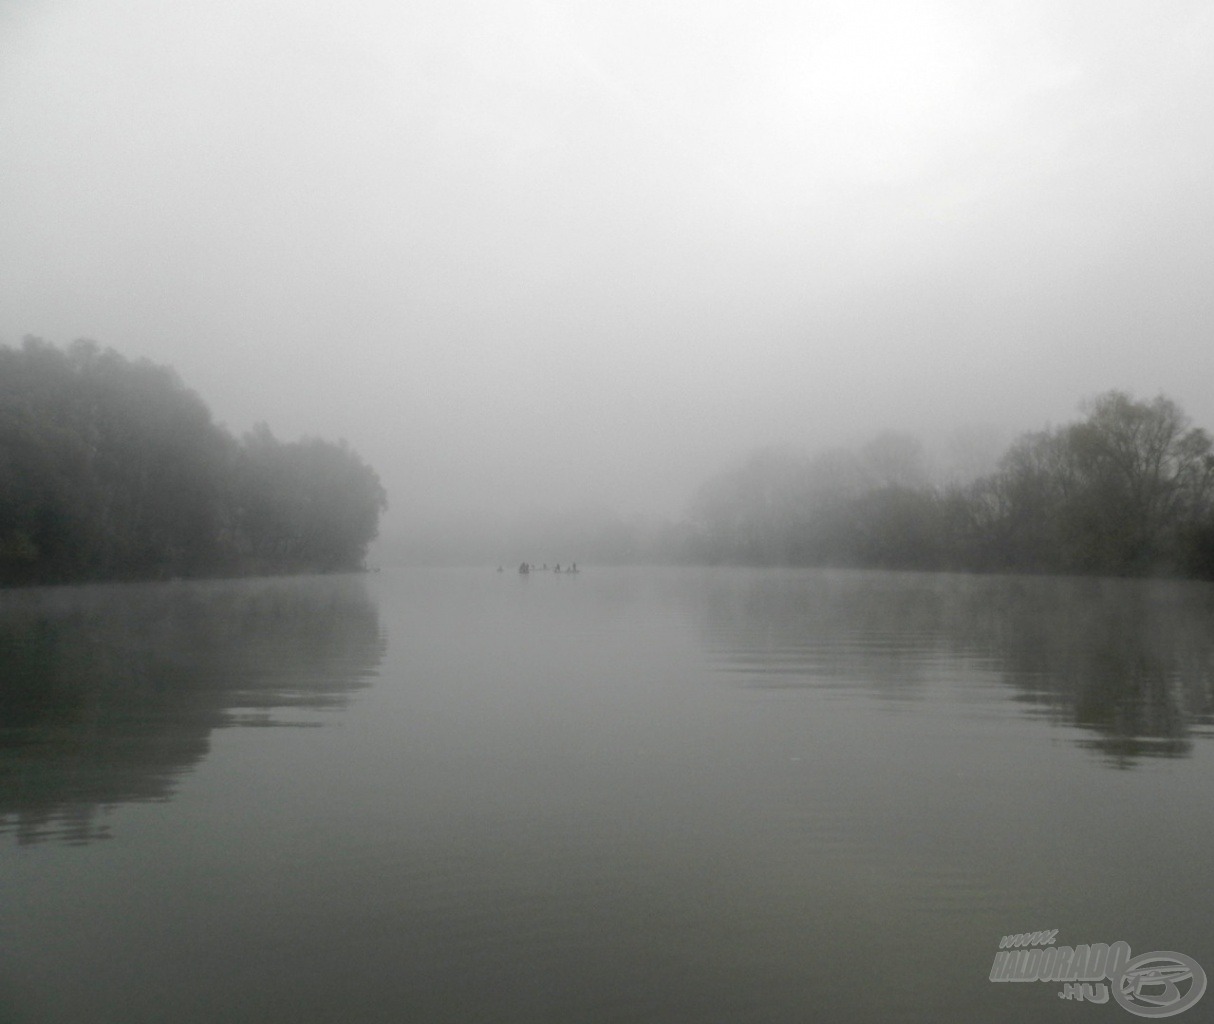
3, 0, 1212, 553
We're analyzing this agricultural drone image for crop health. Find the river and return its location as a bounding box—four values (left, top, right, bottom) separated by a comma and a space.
2, 566, 1213, 1022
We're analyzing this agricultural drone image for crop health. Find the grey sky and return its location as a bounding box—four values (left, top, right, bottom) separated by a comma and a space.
2, 0, 1212, 535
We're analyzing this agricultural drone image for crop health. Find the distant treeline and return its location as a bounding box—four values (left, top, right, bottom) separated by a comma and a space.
0, 338, 387, 585
684, 391, 1214, 578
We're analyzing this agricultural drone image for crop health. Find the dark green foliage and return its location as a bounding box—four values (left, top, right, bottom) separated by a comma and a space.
229, 425, 387, 574
0, 338, 386, 585
686, 391, 1214, 578
978, 393, 1214, 575
837, 486, 948, 570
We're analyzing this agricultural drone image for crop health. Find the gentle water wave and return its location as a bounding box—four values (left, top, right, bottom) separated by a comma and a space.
2, 567, 1213, 1023
0, 574, 385, 844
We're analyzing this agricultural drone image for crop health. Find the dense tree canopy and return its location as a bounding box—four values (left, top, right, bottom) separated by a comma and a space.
0, 338, 386, 584
684, 392, 1214, 578
977, 393, 1214, 574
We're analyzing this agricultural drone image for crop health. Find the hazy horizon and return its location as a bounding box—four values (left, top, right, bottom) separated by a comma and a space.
4, 0, 1212, 543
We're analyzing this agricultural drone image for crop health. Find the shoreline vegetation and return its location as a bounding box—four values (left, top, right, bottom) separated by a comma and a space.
0, 338, 386, 586
5, 339, 1214, 585
392, 390, 1214, 581
680, 391, 1214, 579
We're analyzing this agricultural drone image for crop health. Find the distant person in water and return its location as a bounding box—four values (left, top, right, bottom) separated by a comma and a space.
519, 562, 529, 574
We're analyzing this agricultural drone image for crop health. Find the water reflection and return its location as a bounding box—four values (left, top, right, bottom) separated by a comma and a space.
0, 575, 384, 844
971, 576, 1214, 767
701, 570, 957, 701
701, 570, 1214, 766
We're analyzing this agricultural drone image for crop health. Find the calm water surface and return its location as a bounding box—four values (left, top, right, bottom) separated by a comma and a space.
2, 567, 1213, 1022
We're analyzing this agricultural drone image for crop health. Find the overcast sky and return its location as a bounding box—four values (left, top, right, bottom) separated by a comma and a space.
3, 0, 1212, 534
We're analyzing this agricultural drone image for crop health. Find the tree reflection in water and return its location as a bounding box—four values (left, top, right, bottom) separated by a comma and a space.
700, 570, 1214, 768
977, 576, 1214, 766
0, 575, 384, 844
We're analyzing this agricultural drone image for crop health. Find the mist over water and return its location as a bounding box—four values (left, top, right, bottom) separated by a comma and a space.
3, 0, 1213, 543
4, 2, 1214, 1019
3, 568, 1213, 1022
